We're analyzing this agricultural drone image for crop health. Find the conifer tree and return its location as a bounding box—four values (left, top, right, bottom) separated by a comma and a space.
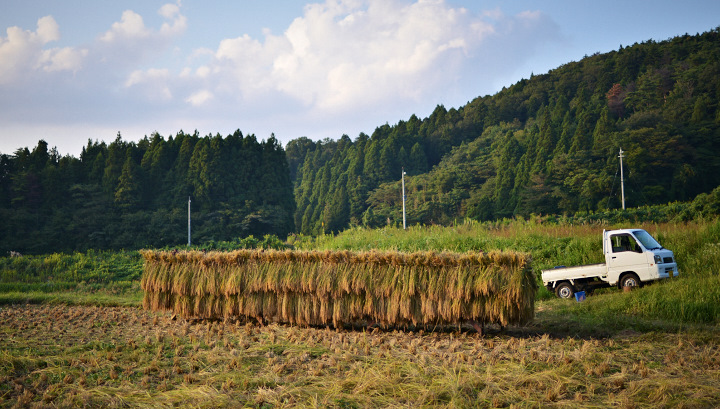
114, 150, 141, 211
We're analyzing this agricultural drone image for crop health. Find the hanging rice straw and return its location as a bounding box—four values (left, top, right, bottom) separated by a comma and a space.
140, 248, 536, 327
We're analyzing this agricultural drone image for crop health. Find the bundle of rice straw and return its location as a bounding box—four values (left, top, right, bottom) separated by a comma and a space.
141, 249, 536, 327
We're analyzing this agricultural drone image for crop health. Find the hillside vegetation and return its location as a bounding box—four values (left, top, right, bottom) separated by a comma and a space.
1, 29, 720, 254
290, 28, 720, 233
0, 133, 294, 254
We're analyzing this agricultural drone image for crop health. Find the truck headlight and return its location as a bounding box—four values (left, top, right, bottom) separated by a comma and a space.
654, 254, 661, 264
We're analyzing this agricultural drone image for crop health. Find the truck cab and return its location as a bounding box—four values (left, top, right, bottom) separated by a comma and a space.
603, 229, 678, 287
542, 229, 679, 298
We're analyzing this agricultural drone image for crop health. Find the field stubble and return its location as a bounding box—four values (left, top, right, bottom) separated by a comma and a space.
1, 304, 719, 408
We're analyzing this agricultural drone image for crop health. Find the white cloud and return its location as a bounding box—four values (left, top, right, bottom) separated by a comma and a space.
195, 66, 210, 78
125, 68, 173, 100
99, 2, 186, 43
0, 2, 190, 143
62, 1, 191, 108
1, 0, 562, 156
159, 3, 187, 37
99, 10, 151, 42
95, 2, 187, 70
214, 33, 284, 99
192, 0, 530, 115
0, 1, 186, 86
125, 68, 167, 87
39, 46, 88, 72
186, 89, 213, 106
0, 15, 87, 84
35, 15, 60, 43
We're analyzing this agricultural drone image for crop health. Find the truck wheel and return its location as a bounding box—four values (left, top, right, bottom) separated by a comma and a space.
555, 282, 575, 299
620, 273, 641, 289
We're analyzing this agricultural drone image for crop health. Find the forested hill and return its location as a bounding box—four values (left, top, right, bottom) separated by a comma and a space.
2, 28, 720, 253
289, 28, 720, 234
0, 132, 295, 253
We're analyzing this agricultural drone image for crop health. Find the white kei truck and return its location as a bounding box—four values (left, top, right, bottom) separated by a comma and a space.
542, 229, 679, 299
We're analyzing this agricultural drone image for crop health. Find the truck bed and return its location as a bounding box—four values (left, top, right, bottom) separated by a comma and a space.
541, 263, 606, 284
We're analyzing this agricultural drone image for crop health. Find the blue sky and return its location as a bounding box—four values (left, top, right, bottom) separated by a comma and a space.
1, 0, 718, 156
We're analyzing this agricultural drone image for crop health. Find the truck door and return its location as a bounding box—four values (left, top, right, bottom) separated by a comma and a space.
606, 233, 650, 283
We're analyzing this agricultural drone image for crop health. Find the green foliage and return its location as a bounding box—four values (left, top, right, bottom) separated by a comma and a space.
294, 217, 720, 324
291, 28, 720, 231
0, 250, 144, 304
0, 233, 292, 303
0, 288, 142, 306
1, 218, 719, 327
0, 250, 143, 289
173, 234, 292, 252
3, 29, 720, 254
0, 131, 295, 254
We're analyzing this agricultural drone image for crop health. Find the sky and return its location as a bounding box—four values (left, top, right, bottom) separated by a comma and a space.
1, 0, 718, 156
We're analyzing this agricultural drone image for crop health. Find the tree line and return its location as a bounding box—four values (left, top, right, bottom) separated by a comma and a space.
0, 131, 294, 253
290, 27, 720, 233
2, 28, 720, 252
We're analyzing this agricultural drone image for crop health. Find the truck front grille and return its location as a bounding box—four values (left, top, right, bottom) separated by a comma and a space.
663, 257, 674, 264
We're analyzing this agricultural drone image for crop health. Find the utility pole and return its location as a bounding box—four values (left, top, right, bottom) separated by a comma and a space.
402, 168, 407, 230
619, 148, 625, 210
188, 196, 192, 246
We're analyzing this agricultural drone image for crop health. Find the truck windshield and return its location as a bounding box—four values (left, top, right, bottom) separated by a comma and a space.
632, 230, 663, 250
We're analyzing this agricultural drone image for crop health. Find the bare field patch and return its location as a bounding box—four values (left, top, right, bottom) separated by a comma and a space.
1, 304, 719, 408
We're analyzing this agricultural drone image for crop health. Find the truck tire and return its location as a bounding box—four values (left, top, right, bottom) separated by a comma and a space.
555, 282, 575, 299
620, 273, 641, 289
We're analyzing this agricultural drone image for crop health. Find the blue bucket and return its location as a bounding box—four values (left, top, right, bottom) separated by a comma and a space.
574, 291, 586, 302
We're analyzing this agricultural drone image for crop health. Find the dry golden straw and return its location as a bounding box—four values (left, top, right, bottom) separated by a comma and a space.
140, 249, 536, 327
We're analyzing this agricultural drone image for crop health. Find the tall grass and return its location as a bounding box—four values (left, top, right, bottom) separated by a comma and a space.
141, 248, 536, 327
4, 218, 719, 325
291, 220, 607, 268
0, 287, 142, 307
0, 251, 143, 305
0, 235, 288, 294
0, 250, 143, 287
295, 218, 720, 324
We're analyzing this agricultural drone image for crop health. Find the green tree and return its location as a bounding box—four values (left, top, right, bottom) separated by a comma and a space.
408, 142, 428, 175
114, 149, 141, 211
102, 133, 126, 195
322, 177, 350, 233
625, 69, 663, 112
187, 138, 210, 207
591, 107, 614, 156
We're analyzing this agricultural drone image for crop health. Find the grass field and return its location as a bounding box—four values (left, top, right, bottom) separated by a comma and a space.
293, 218, 720, 323
1, 219, 719, 407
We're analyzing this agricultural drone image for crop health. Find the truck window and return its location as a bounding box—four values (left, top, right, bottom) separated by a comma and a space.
632, 230, 662, 250
610, 234, 642, 253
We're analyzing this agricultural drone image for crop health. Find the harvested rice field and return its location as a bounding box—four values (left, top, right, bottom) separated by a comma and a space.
1, 303, 719, 408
